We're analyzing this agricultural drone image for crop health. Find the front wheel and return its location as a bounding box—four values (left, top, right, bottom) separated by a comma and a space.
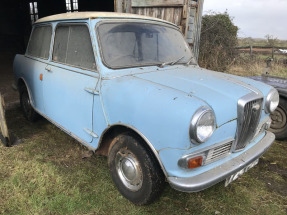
269, 98, 287, 140
108, 133, 165, 205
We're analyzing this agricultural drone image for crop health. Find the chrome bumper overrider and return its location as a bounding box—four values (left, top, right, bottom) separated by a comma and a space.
168, 131, 275, 192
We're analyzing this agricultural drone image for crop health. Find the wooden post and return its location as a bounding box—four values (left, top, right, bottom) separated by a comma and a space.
0, 93, 10, 147
250, 45, 253, 57
272, 46, 274, 59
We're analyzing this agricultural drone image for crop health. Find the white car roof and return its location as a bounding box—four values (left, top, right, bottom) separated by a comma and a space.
35, 12, 177, 27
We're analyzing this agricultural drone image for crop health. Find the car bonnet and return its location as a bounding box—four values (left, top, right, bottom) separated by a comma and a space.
133, 66, 263, 127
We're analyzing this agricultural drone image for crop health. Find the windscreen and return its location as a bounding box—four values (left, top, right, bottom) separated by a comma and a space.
97, 22, 196, 68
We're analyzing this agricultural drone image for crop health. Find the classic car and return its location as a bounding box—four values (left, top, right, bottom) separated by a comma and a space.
13, 12, 279, 205
249, 74, 287, 140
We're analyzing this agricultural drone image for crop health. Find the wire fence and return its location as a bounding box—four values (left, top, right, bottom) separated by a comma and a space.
235, 46, 287, 65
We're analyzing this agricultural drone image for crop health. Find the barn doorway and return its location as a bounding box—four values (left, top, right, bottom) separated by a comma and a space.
0, 0, 115, 106
0, 0, 115, 55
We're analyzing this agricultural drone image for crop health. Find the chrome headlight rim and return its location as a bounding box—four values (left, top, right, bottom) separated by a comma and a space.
189, 106, 216, 144
265, 88, 279, 113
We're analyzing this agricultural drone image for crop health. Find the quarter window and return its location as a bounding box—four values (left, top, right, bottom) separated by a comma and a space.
27, 25, 52, 59
53, 25, 96, 70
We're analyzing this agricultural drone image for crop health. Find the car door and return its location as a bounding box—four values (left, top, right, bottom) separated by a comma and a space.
43, 23, 98, 144
24, 24, 52, 113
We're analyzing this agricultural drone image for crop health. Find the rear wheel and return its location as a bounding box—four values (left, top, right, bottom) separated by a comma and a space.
108, 133, 165, 205
269, 98, 287, 140
19, 85, 38, 122
0, 135, 10, 147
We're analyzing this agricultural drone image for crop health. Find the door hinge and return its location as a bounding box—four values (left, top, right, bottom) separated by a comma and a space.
84, 87, 99, 95
84, 128, 98, 138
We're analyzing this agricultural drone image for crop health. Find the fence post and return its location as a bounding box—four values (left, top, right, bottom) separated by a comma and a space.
272, 46, 274, 59
250, 45, 253, 57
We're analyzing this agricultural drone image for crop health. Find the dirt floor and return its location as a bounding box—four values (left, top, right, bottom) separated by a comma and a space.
0, 52, 19, 105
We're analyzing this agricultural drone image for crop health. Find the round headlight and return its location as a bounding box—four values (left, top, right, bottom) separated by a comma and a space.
190, 107, 216, 143
265, 88, 279, 113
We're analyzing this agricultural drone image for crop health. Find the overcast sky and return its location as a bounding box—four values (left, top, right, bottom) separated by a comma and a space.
203, 0, 287, 40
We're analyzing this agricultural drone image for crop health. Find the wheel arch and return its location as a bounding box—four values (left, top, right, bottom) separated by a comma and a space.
17, 78, 26, 91
17, 78, 34, 106
96, 123, 168, 177
276, 88, 287, 100
279, 94, 287, 100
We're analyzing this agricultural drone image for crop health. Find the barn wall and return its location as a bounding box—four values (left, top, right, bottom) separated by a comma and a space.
116, 0, 189, 35
186, 0, 204, 60
37, 0, 66, 18
0, 0, 30, 53
115, 0, 204, 59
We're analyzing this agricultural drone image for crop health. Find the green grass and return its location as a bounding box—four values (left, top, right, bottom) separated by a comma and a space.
1, 106, 287, 214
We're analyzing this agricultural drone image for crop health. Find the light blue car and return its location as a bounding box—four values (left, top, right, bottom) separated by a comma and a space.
13, 12, 279, 205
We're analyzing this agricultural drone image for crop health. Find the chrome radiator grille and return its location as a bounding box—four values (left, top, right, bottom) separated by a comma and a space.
234, 96, 263, 151
205, 141, 233, 164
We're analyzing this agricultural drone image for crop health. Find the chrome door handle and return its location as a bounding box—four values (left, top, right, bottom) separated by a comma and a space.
45, 67, 51, 72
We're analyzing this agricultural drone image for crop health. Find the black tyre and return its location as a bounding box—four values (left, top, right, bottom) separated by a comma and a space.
19, 85, 38, 122
0, 135, 10, 147
108, 133, 165, 205
269, 98, 287, 140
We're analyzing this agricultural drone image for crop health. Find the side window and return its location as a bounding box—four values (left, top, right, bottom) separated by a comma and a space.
53, 24, 96, 70
27, 25, 52, 59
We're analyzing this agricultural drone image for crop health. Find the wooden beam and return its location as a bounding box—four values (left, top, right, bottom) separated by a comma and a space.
0, 94, 10, 147
132, 0, 185, 7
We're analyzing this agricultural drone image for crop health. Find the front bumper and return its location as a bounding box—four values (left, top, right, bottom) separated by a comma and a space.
168, 131, 275, 192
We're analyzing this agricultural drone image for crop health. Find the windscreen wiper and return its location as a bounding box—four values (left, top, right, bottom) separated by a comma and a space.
185, 56, 195, 66
159, 56, 184, 68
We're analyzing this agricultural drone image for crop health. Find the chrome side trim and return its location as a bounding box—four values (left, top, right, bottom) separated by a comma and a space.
168, 131, 275, 192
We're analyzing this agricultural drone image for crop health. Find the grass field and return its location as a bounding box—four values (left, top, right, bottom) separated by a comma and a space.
227, 59, 287, 78
238, 38, 287, 47
1, 106, 286, 215
1, 61, 287, 214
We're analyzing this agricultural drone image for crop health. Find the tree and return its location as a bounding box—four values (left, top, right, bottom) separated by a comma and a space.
198, 11, 238, 71
265, 34, 278, 47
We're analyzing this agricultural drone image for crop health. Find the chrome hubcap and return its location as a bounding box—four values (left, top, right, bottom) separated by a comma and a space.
115, 149, 143, 191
